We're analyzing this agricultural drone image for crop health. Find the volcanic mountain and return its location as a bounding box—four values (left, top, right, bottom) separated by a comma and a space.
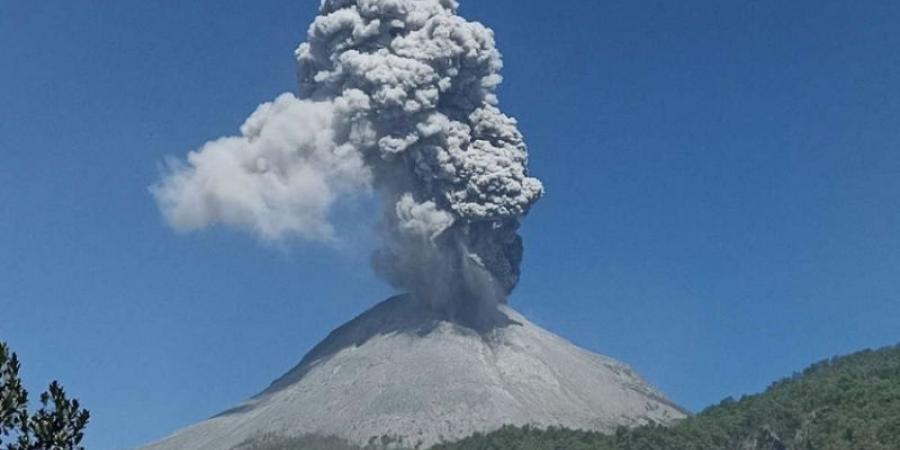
141, 296, 686, 450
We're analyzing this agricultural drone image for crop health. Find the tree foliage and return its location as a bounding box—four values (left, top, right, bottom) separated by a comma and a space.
0, 342, 90, 450
0, 345, 28, 446
235, 433, 416, 450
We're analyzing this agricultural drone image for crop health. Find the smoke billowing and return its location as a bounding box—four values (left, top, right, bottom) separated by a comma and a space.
152, 0, 543, 325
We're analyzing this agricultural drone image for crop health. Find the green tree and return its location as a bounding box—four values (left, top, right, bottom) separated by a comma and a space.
1, 343, 28, 447
0, 342, 90, 450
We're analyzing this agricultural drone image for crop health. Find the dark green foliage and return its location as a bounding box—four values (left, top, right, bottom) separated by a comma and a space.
235, 434, 416, 450
234, 434, 362, 450
24, 382, 91, 450
0, 342, 90, 450
436, 344, 900, 450
1, 344, 29, 446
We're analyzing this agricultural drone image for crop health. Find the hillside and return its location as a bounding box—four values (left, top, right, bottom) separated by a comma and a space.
141, 296, 684, 450
235, 344, 900, 450
435, 344, 900, 450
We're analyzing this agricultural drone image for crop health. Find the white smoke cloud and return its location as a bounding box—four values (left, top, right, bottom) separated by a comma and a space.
153, 0, 543, 326
152, 94, 371, 241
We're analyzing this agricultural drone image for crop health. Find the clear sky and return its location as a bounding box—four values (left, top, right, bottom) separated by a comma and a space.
2, 1, 899, 449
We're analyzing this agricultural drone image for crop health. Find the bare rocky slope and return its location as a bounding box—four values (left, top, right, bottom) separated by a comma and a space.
141, 296, 686, 450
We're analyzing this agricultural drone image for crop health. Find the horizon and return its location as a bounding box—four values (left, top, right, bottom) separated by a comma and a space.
2, 1, 900, 449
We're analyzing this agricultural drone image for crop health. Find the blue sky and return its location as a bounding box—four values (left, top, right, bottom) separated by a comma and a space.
2, 1, 899, 449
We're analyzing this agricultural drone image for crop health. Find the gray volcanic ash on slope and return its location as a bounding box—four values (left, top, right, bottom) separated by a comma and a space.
152, 0, 542, 325
141, 296, 686, 450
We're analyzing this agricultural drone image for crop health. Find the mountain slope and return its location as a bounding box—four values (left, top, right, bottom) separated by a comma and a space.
435, 344, 900, 450
140, 296, 685, 450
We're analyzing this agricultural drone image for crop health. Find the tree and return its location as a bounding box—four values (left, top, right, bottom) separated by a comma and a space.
0, 342, 90, 450
0, 343, 29, 447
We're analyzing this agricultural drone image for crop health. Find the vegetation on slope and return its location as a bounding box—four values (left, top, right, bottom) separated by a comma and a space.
234, 434, 414, 450
435, 344, 900, 450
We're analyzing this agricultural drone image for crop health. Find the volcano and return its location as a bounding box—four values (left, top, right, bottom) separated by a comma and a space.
141, 296, 685, 449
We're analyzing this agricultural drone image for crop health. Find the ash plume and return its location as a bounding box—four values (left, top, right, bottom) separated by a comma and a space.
152, 0, 543, 325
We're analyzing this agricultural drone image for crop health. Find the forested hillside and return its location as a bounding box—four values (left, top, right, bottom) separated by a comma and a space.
435, 344, 900, 450
239, 344, 900, 450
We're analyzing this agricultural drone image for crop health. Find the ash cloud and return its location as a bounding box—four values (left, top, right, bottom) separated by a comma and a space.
152, 0, 543, 324
152, 94, 371, 242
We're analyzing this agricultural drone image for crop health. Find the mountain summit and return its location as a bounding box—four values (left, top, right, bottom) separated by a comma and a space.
142, 296, 685, 449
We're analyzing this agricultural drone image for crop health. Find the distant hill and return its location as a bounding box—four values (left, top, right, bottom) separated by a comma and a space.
435, 344, 900, 450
